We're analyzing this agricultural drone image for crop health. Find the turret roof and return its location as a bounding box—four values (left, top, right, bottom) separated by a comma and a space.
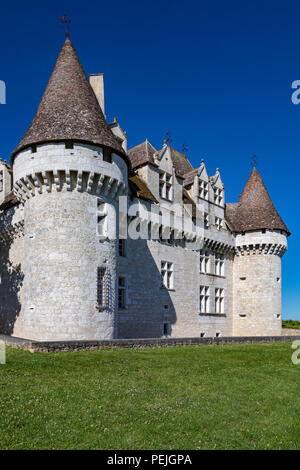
225, 167, 290, 235
127, 140, 157, 169
12, 38, 126, 162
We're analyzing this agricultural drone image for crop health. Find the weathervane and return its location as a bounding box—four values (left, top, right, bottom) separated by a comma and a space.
165, 130, 172, 145
60, 14, 71, 39
251, 154, 257, 167
182, 142, 188, 155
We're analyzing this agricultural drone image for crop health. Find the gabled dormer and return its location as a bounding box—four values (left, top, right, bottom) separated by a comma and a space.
210, 168, 225, 207
198, 159, 209, 201
154, 143, 176, 203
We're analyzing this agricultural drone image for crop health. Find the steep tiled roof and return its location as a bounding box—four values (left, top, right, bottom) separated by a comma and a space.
225, 167, 290, 235
12, 38, 126, 162
183, 168, 198, 186
127, 140, 157, 169
129, 175, 158, 203
169, 148, 193, 177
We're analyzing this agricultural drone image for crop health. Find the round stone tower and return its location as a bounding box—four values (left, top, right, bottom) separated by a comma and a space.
11, 38, 129, 340
226, 167, 290, 336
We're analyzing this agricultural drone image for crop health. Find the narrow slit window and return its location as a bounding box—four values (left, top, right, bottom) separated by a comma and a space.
97, 267, 107, 309
118, 276, 126, 309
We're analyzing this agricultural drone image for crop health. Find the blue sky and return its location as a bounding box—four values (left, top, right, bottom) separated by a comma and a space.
0, 0, 299, 319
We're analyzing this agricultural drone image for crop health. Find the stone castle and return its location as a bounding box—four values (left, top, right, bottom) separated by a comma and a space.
0, 38, 290, 341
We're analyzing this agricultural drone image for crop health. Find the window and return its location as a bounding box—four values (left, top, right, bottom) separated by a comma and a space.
97, 267, 107, 309
200, 251, 210, 273
204, 212, 209, 229
161, 261, 174, 289
215, 288, 224, 313
119, 239, 126, 257
200, 286, 210, 313
199, 179, 208, 200
215, 255, 225, 276
163, 323, 169, 336
215, 217, 223, 230
65, 140, 74, 149
97, 200, 107, 238
159, 171, 173, 200
0, 171, 3, 192
118, 277, 126, 309
103, 147, 112, 163
214, 187, 223, 206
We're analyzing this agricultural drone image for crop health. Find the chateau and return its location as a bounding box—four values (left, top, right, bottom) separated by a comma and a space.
0, 38, 290, 341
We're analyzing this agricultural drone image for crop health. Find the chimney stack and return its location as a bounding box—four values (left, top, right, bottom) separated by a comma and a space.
89, 73, 105, 116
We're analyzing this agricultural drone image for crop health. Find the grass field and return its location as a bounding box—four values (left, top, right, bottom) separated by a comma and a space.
0, 342, 299, 450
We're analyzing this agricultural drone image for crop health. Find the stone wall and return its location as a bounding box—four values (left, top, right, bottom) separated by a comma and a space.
232, 230, 287, 336
118, 237, 234, 339
1, 333, 299, 353
9, 142, 128, 341
0, 205, 24, 337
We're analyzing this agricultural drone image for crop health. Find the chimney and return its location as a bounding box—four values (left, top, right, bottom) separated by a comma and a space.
89, 73, 105, 116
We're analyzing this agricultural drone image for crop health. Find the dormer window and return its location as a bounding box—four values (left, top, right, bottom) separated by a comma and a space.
214, 187, 223, 206
215, 217, 223, 230
159, 171, 173, 201
199, 180, 208, 200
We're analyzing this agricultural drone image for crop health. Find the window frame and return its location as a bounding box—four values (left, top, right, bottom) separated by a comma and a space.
215, 254, 225, 276
200, 285, 210, 313
159, 171, 173, 201
215, 288, 225, 313
200, 251, 210, 274
118, 276, 126, 309
97, 267, 107, 310
199, 179, 209, 200
161, 261, 174, 290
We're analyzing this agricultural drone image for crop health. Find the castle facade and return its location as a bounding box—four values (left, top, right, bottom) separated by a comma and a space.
0, 39, 290, 340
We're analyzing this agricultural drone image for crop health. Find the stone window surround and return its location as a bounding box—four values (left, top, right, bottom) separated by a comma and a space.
118, 276, 126, 310
159, 171, 173, 201
161, 261, 174, 290
213, 187, 224, 206
119, 238, 126, 257
215, 254, 225, 276
199, 285, 210, 313
215, 216, 223, 231
215, 287, 225, 314
199, 179, 209, 200
97, 267, 107, 310
200, 250, 210, 274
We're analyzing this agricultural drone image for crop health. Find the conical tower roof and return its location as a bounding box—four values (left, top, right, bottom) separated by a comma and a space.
226, 167, 290, 235
12, 38, 127, 162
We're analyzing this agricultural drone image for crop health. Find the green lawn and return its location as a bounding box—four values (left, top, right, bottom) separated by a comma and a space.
0, 342, 299, 450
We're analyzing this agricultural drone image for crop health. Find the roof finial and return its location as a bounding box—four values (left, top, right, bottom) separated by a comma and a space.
60, 14, 71, 39
251, 154, 257, 168
165, 130, 172, 146
182, 142, 188, 156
